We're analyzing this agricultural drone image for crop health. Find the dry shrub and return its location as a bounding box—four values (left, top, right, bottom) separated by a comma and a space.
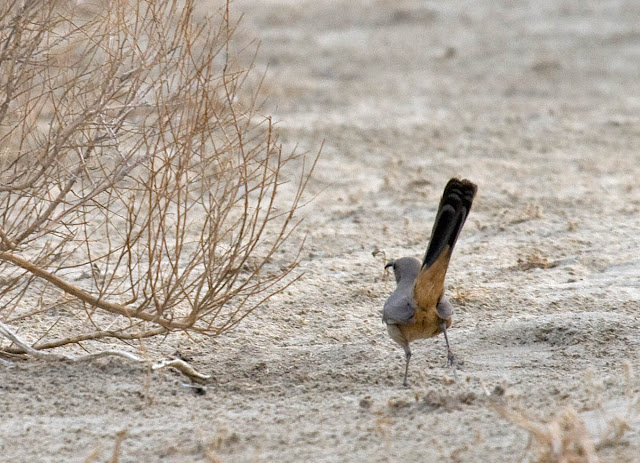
498, 203, 544, 228
495, 364, 639, 463
0, 0, 317, 352
515, 249, 559, 271
497, 405, 599, 463
449, 285, 488, 306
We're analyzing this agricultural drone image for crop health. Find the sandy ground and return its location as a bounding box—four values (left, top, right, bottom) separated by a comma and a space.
2, 0, 640, 461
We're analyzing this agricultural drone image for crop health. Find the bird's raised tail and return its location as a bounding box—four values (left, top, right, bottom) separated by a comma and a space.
422, 178, 477, 269
414, 178, 477, 309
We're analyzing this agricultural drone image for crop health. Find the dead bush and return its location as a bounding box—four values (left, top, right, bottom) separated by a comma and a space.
496, 405, 599, 463
0, 0, 316, 355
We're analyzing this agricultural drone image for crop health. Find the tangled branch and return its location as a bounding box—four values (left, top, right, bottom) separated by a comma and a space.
0, 0, 317, 357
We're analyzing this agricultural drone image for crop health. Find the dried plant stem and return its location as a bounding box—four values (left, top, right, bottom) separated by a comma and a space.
495, 404, 599, 463
0, 250, 190, 330
0, 321, 210, 381
2, 326, 167, 353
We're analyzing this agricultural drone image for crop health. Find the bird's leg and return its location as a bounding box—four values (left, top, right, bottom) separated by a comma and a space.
440, 320, 458, 380
402, 344, 411, 387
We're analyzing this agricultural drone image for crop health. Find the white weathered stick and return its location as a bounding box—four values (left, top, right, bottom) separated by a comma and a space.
0, 321, 210, 381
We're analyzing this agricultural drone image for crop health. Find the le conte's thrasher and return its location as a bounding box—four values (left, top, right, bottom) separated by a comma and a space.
383, 178, 477, 386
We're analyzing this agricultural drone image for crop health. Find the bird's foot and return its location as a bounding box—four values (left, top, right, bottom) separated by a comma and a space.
447, 350, 456, 368
447, 350, 458, 382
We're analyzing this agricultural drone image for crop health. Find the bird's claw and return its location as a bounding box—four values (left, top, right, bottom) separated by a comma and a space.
447, 350, 459, 382
447, 350, 456, 368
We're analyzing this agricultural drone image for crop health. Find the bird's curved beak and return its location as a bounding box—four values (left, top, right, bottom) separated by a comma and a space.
384, 260, 395, 270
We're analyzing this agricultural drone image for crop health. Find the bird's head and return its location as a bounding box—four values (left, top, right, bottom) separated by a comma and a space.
384, 257, 421, 284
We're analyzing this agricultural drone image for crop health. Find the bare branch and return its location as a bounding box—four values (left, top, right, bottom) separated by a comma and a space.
0, 0, 318, 361
0, 321, 210, 381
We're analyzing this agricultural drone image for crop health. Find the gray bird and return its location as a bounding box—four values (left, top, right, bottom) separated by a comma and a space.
383, 178, 477, 386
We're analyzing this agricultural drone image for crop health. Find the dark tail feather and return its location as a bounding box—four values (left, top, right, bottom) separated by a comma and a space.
422, 178, 477, 269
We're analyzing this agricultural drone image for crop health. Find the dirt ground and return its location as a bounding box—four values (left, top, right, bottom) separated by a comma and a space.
2, 0, 640, 461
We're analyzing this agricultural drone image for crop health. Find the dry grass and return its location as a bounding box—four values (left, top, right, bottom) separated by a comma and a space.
514, 249, 560, 271
495, 363, 639, 463
449, 285, 488, 306
496, 405, 599, 463
0, 0, 317, 354
499, 203, 544, 227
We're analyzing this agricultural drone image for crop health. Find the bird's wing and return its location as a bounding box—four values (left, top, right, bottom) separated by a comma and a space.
436, 295, 453, 320
382, 290, 416, 325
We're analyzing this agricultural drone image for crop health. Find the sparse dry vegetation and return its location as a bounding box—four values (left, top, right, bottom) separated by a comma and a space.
515, 249, 559, 271
495, 364, 639, 463
497, 405, 599, 463
0, 0, 316, 355
1, 0, 639, 461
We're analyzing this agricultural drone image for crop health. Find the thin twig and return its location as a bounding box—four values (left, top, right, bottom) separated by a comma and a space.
0, 321, 210, 381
